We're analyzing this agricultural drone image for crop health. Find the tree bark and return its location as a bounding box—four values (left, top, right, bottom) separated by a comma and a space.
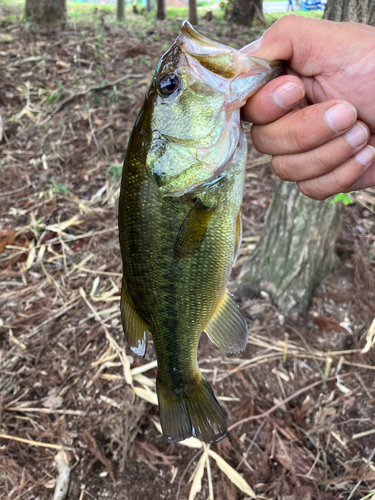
117, 0, 125, 21
189, 0, 198, 24
25, 0, 66, 25
226, 0, 265, 27
146, 0, 153, 13
235, 182, 345, 316
157, 0, 166, 20
324, 0, 375, 25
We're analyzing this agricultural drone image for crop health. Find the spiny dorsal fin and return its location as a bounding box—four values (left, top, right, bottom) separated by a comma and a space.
233, 211, 242, 266
120, 278, 149, 357
204, 291, 248, 353
173, 199, 216, 260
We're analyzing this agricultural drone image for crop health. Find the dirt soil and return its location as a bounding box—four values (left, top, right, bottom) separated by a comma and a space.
1, 4, 375, 500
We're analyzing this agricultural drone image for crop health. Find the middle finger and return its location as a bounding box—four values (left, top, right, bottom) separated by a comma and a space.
251, 99, 357, 155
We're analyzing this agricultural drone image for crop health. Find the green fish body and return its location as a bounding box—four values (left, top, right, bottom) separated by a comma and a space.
119, 22, 283, 443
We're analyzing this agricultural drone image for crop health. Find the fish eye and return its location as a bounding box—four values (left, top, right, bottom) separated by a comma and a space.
158, 74, 180, 96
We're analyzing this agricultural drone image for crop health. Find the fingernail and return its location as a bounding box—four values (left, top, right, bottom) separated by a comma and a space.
273, 82, 304, 110
325, 103, 356, 134
355, 145, 375, 168
345, 123, 368, 149
240, 37, 261, 54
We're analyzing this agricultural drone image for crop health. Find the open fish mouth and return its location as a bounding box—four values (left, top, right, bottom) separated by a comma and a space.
178, 21, 283, 82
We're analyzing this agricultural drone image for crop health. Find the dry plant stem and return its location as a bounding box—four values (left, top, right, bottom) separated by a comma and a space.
205, 454, 214, 500
286, 325, 325, 381
228, 372, 352, 432
5, 407, 85, 416
176, 449, 204, 500
47, 73, 145, 117
352, 429, 375, 440
0, 433, 72, 450
237, 419, 266, 470
0, 184, 29, 197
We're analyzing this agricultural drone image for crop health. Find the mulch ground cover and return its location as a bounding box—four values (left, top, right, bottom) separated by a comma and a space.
1, 4, 375, 499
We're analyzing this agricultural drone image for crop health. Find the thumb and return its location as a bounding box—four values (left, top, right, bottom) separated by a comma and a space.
240, 15, 347, 76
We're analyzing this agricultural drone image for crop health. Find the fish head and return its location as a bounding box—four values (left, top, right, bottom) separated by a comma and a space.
142, 22, 284, 197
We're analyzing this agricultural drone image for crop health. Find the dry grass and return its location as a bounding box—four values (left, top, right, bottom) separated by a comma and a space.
1, 3, 375, 499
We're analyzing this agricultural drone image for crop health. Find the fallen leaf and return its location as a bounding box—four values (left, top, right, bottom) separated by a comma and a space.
0, 229, 15, 254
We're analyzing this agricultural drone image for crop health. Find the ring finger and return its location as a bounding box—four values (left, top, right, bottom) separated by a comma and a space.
297, 144, 375, 200
271, 121, 370, 182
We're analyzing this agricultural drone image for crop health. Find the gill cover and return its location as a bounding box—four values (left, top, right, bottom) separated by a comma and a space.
146, 22, 283, 198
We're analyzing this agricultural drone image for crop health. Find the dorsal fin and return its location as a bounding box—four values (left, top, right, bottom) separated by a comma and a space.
204, 291, 248, 353
120, 278, 149, 357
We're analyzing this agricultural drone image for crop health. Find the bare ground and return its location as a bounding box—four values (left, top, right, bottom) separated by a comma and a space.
1, 4, 375, 500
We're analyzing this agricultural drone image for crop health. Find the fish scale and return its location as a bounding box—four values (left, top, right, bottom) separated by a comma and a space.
118, 21, 284, 443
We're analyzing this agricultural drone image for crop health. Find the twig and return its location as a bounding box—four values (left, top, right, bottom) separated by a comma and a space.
49, 73, 145, 117
5, 406, 85, 416
237, 419, 266, 470
0, 184, 29, 197
228, 373, 352, 432
0, 433, 72, 450
286, 324, 325, 382
28, 298, 81, 337
352, 428, 375, 440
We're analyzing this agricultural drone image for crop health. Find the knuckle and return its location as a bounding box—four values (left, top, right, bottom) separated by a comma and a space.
272, 156, 294, 181
251, 125, 268, 153
288, 106, 327, 152
297, 180, 325, 200
266, 15, 290, 38
314, 151, 335, 173
288, 118, 310, 152
330, 169, 353, 192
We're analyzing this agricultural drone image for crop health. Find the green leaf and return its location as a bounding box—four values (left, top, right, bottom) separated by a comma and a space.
329, 193, 354, 206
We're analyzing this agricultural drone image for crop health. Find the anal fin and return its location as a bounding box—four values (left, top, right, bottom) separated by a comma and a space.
204, 291, 248, 353
174, 198, 216, 260
120, 278, 149, 357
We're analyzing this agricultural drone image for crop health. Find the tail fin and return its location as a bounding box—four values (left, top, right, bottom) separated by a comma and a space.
157, 376, 227, 444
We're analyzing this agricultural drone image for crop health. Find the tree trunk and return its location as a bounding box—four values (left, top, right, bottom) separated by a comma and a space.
189, 0, 198, 24
146, 0, 153, 13
226, 0, 265, 27
25, 0, 66, 25
157, 0, 166, 20
117, 0, 125, 21
324, 0, 375, 25
235, 182, 345, 316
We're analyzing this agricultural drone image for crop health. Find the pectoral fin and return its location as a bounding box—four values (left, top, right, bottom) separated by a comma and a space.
120, 278, 148, 357
204, 291, 248, 353
174, 199, 216, 260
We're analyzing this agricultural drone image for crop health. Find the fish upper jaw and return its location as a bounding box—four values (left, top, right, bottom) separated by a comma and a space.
178, 21, 284, 110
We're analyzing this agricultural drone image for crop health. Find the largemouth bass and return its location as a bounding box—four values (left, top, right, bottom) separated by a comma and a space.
119, 22, 283, 444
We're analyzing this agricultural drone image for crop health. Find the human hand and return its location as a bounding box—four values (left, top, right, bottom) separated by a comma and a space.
241, 16, 375, 200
